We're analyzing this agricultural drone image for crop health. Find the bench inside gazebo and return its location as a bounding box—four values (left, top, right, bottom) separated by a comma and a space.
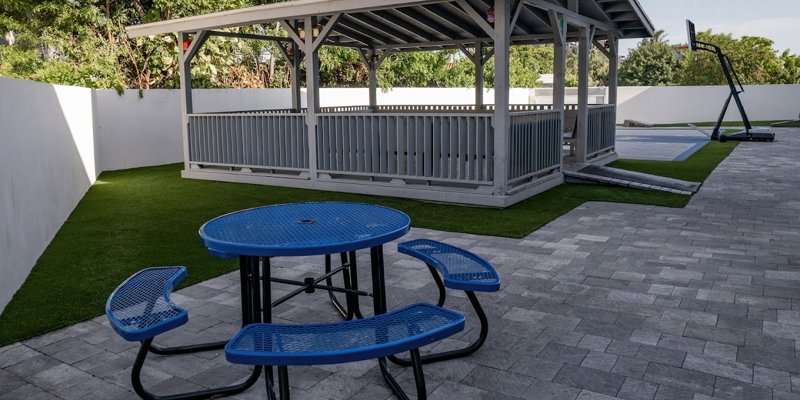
126, 0, 654, 207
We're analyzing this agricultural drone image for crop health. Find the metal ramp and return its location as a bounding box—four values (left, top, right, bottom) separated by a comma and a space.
564, 165, 701, 195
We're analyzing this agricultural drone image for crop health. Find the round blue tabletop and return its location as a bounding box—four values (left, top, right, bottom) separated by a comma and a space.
199, 202, 411, 258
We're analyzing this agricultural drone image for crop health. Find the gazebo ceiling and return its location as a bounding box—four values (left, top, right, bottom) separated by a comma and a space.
126, 0, 654, 51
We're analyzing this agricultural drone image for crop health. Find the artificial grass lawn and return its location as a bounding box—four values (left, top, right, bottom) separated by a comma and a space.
0, 141, 737, 345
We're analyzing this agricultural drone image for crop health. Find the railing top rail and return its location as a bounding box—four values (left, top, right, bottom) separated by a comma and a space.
588, 104, 617, 109
509, 109, 562, 117
193, 108, 306, 113
189, 112, 308, 117
317, 112, 493, 117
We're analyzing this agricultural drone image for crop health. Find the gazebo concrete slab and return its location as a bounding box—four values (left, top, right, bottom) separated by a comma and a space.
616, 129, 709, 161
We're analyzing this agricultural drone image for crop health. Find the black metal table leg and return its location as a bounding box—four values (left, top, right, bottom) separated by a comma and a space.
325, 251, 366, 320
345, 251, 365, 319
369, 245, 406, 399
261, 257, 276, 400
324, 254, 349, 318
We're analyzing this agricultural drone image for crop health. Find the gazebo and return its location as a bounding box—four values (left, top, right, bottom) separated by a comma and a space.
126, 0, 654, 207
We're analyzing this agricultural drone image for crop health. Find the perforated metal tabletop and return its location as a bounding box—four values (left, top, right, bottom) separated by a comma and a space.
199, 202, 411, 258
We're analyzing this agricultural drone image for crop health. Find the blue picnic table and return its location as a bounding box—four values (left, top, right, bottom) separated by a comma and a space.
199, 202, 411, 395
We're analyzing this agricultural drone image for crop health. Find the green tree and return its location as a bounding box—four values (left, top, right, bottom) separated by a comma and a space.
678, 30, 786, 85
0, 0, 278, 90
780, 50, 800, 84
618, 30, 681, 86
378, 50, 474, 88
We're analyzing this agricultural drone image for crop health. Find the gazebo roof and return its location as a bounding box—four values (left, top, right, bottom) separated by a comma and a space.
126, 0, 654, 51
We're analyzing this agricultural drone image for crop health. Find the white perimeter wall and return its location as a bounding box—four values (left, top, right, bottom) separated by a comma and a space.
616, 85, 800, 124
2, 78, 798, 313
0, 78, 97, 313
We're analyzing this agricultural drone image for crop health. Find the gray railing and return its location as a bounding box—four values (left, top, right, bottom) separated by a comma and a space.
320, 105, 371, 113
188, 113, 309, 171
374, 104, 560, 113
376, 104, 479, 112
508, 110, 562, 183
196, 108, 304, 114
195, 104, 579, 115
316, 113, 494, 183
187, 106, 567, 189
587, 104, 616, 155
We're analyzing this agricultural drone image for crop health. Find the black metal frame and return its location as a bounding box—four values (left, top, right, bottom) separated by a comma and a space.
127, 256, 267, 400
270, 252, 371, 309
686, 19, 774, 142
130, 244, 426, 400
269, 349, 428, 400
389, 264, 489, 367
324, 251, 365, 320
266, 245, 430, 400
132, 339, 262, 400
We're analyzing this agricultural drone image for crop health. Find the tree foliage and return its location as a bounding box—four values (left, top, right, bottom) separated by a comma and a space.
678, 30, 789, 86
3, 1, 795, 90
618, 28, 800, 87
618, 30, 681, 86
0, 0, 613, 90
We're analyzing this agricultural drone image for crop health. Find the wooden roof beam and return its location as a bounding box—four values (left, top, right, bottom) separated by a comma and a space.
523, 0, 614, 31
337, 15, 402, 44
393, 7, 461, 40
364, 10, 433, 42
418, 3, 480, 38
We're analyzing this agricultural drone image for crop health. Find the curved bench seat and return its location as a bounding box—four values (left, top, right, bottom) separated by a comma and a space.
226, 303, 464, 366
398, 239, 500, 292
106, 266, 188, 342
106, 267, 261, 400
225, 303, 464, 400
392, 239, 500, 367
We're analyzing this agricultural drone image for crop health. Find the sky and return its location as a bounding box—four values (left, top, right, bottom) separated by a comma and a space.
619, 0, 800, 56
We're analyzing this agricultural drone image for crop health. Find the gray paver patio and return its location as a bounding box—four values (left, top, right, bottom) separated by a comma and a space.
1, 128, 799, 400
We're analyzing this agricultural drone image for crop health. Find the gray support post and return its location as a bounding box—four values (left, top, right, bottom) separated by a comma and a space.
304, 16, 319, 180
368, 49, 378, 110
178, 32, 192, 171
492, 0, 511, 195
291, 43, 302, 111
607, 37, 618, 148
178, 31, 208, 170
475, 42, 484, 108
549, 12, 566, 111
575, 26, 593, 165
607, 37, 618, 105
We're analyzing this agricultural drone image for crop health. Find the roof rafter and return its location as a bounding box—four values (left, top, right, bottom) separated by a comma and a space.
364, 10, 433, 42
336, 15, 399, 45
393, 7, 461, 41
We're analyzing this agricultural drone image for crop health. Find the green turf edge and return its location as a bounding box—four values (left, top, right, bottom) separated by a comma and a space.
0, 141, 737, 346
648, 120, 800, 128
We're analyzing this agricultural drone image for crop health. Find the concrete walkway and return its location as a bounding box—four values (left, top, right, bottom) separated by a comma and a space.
1, 128, 799, 400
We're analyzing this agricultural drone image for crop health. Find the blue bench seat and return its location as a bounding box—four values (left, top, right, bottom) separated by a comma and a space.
225, 303, 464, 399
106, 266, 188, 342
107, 267, 260, 400
398, 239, 500, 292
392, 239, 500, 366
